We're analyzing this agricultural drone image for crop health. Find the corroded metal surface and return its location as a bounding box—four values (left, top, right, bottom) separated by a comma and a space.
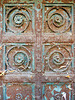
42, 83, 72, 100
0, 0, 75, 100
3, 83, 35, 100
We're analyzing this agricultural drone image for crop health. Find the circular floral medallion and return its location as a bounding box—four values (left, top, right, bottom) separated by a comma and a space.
5, 7, 31, 33
14, 52, 28, 66
46, 6, 71, 33
45, 45, 72, 72
49, 51, 64, 66
6, 46, 31, 71
16, 93, 23, 100
13, 13, 24, 27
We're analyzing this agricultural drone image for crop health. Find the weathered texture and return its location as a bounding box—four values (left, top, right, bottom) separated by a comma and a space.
0, 0, 75, 100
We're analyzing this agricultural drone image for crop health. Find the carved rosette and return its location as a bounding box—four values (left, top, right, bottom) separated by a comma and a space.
6, 46, 32, 71
45, 45, 72, 72
46, 6, 72, 33
5, 6, 31, 33
16, 93, 23, 100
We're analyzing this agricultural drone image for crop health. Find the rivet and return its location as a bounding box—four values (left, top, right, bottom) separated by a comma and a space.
37, 29, 40, 32
69, 32, 72, 35
42, 74, 45, 76
40, 16, 42, 18
45, 77, 48, 80
57, 77, 60, 81
37, 45, 40, 48
69, 78, 72, 81
28, 66, 31, 69
17, 37, 20, 41
37, 85, 40, 89
56, 6, 60, 10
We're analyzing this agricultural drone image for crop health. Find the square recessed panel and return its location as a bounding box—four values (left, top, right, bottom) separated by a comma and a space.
3, 43, 35, 72
42, 83, 72, 100
3, 4, 35, 34
42, 4, 73, 34
42, 43, 74, 72
3, 83, 35, 100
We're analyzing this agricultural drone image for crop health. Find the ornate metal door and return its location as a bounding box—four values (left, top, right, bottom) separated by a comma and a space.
0, 0, 75, 100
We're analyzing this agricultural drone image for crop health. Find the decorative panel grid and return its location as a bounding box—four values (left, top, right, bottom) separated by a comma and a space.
0, 1, 74, 100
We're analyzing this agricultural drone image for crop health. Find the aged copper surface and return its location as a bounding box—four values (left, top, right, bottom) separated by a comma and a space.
0, 0, 75, 100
